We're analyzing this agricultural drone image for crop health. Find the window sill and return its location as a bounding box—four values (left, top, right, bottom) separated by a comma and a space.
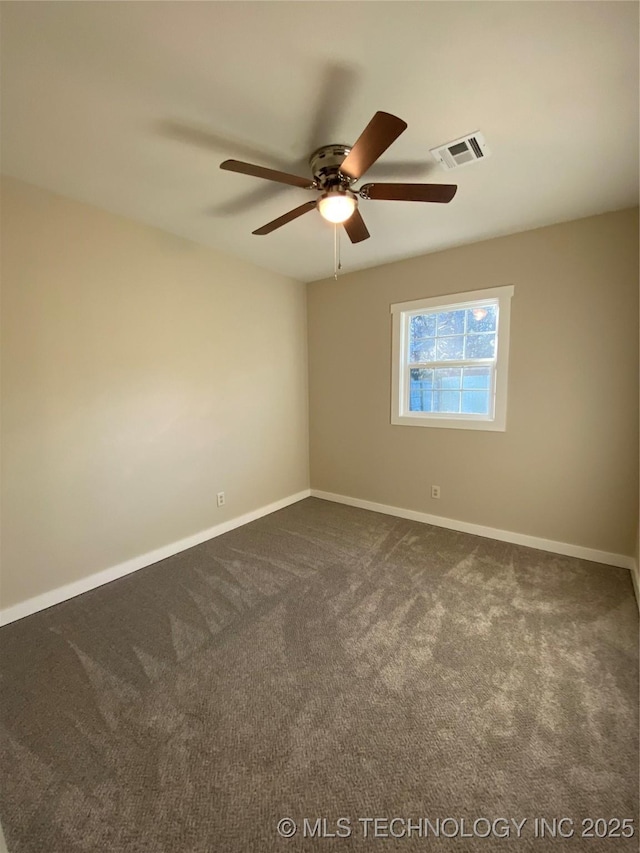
391, 413, 506, 431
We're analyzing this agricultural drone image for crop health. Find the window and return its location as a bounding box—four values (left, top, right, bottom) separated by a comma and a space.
391, 285, 513, 431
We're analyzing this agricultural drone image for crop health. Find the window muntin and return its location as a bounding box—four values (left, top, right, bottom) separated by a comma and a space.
391, 286, 513, 431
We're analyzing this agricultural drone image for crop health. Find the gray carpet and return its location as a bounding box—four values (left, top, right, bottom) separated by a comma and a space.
0, 497, 638, 852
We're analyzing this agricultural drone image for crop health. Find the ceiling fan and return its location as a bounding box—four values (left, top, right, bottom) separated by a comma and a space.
220, 111, 457, 243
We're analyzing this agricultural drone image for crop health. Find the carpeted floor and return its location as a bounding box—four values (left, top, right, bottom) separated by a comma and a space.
0, 497, 638, 852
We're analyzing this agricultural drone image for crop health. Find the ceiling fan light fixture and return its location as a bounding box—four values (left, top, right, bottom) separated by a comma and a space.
317, 190, 357, 224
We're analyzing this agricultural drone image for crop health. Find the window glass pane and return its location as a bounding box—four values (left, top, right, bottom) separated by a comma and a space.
436, 309, 465, 336
436, 335, 464, 361
410, 338, 435, 362
465, 333, 496, 359
434, 390, 461, 413
466, 305, 497, 333
433, 368, 461, 412
462, 390, 490, 414
462, 366, 492, 389
433, 367, 462, 389
409, 368, 433, 411
410, 314, 436, 340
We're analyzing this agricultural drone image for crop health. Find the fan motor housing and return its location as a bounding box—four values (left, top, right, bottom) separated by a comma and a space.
309, 144, 356, 190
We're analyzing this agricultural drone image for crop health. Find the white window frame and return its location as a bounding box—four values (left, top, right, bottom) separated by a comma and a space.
391, 285, 514, 431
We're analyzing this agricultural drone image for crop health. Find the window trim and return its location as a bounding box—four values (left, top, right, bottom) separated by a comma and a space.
390, 285, 514, 431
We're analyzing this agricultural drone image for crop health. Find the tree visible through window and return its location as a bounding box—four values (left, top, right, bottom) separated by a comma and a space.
391, 286, 513, 431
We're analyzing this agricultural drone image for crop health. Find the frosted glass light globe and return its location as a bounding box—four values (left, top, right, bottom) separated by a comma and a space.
318, 191, 357, 224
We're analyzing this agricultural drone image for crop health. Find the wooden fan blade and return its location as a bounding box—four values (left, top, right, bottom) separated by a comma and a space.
221, 159, 315, 189
343, 208, 370, 243
360, 183, 458, 203
252, 201, 317, 235
339, 112, 407, 181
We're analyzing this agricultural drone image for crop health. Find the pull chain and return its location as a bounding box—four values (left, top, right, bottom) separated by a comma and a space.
333, 224, 343, 280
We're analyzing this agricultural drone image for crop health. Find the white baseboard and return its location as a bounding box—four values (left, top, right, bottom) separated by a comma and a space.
2, 487, 633, 627
310, 489, 635, 571
0, 489, 311, 627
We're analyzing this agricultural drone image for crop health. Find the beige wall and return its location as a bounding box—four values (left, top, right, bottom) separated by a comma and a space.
308, 208, 639, 557
2, 179, 637, 613
1, 176, 309, 608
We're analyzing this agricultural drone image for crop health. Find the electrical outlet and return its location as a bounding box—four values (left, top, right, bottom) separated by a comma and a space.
216, 491, 225, 507
431, 485, 441, 499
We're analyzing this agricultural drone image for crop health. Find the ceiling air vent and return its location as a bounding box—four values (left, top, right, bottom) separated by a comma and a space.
430, 131, 490, 171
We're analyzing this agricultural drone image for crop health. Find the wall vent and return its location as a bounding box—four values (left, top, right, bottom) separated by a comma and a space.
430, 131, 490, 171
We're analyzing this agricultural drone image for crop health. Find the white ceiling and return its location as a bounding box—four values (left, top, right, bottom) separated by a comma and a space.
1, 2, 638, 283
